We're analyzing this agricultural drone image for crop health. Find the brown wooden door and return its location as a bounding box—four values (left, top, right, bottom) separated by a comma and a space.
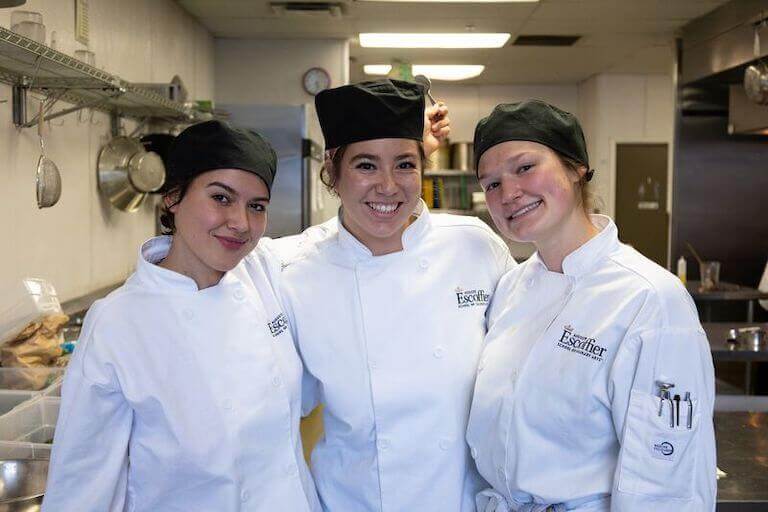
615, 143, 669, 268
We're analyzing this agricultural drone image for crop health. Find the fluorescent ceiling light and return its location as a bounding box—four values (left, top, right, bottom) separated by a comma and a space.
364, 64, 485, 81
363, 65, 392, 75
359, 0, 539, 4
413, 64, 484, 80
359, 33, 510, 49
358, 0, 536, 2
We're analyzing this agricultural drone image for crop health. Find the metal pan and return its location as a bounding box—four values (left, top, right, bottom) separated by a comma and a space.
97, 136, 165, 212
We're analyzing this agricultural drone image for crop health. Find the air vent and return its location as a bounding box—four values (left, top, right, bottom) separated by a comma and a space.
270, 2, 344, 17
513, 35, 580, 47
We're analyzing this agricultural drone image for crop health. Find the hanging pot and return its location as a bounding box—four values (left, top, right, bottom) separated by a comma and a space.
97, 136, 165, 212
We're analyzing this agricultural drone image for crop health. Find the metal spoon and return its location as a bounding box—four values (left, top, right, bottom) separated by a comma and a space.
414, 74, 437, 105
36, 100, 61, 208
414, 74, 445, 124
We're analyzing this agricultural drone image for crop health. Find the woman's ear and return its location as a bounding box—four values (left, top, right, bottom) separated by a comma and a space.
573, 164, 588, 183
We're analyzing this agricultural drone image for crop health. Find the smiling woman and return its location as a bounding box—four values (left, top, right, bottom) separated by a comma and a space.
263, 79, 515, 511
466, 100, 716, 512
41, 121, 321, 512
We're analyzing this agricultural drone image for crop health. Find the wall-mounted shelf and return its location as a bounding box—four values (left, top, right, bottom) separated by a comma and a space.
0, 26, 199, 127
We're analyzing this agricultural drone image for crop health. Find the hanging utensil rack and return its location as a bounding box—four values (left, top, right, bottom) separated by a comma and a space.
0, 26, 200, 132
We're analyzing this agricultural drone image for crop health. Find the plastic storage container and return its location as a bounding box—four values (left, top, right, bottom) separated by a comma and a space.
0, 367, 65, 391
0, 396, 59, 444
10, 10, 45, 44
0, 278, 63, 345
0, 389, 37, 416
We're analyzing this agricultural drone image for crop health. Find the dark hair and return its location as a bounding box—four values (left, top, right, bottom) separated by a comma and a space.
158, 174, 197, 234
320, 141, 427, 194
556, 153, 600, 213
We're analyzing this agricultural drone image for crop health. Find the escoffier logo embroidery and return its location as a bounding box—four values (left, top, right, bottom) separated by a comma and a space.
557, 325, 607, 362
455, 287, 490, 308
268, 313, 288, 337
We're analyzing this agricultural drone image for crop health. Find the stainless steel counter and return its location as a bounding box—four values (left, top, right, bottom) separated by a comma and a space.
716, 412, 768, 511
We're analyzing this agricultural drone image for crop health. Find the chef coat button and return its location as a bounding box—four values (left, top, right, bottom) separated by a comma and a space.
222, 399, 233, 410
497, 466, 505, 480
433, 346, 445, 358
438, 438, 451, 450
419, 258, 429, 269
377, 439, 390, 451
240, 490, 250, 502
471, 447, 478, 459
369, 361, 378, 371
182, 309, 194, 320
285, 464, 297, 476
233, 288, 245, 301
526, 277, 536, 289
272, 376, 282, 387
477, 359, 486, 373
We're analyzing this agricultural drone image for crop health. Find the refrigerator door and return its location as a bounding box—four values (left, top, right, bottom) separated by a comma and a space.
219, 104, 311, 237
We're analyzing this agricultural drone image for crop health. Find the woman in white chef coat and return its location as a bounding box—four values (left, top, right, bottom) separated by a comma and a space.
267, 79, 514, 511
42, 121, 321, 512
466, 100, 717, 512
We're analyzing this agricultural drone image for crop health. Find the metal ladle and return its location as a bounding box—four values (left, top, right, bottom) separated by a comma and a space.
35, 100, 61, 208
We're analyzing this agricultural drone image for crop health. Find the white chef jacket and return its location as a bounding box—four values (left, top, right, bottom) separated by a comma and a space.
42, 236, 321, 512
466, 215, 716, 512
266, 201, 514, 512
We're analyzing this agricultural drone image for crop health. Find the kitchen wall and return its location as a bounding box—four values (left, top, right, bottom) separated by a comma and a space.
577, 72, 676, 219
215, 38, 349, 106
429, 74, 675, 220
0, 0, 214, 302
430, 83, 580, 143
215, 38, 350, 223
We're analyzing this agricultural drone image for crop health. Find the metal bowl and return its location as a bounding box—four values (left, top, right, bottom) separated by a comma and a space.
97, 136, 165, 212
0, 459, 48, 511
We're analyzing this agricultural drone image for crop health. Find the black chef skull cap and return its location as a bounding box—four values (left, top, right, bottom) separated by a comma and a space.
315, 79, 425, 150
167, 120, 277, 193
474, 100, 594, 181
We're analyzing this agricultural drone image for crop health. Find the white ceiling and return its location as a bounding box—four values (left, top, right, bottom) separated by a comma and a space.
177, 0, 730, 84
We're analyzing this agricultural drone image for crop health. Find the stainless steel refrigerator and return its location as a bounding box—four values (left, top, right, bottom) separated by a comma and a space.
219, 104, 335, 238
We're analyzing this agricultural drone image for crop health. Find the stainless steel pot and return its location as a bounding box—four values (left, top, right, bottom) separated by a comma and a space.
729, 327, 767, 351
97, 136, 166, 212
425, 139, 451, 170
0, 459, 48, 511
450, 142, 474, 171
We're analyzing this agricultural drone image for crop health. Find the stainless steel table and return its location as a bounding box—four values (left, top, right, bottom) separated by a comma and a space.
689, 281, 768, 322
705, 323, 768, 394
716, 412, 768, 511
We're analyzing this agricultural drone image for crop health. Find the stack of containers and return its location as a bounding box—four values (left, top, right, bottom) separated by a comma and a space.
0, 370, 63, 459
0, 279, 68, 459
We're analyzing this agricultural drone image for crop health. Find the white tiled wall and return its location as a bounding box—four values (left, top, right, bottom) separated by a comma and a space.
0, 0, 214, 302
